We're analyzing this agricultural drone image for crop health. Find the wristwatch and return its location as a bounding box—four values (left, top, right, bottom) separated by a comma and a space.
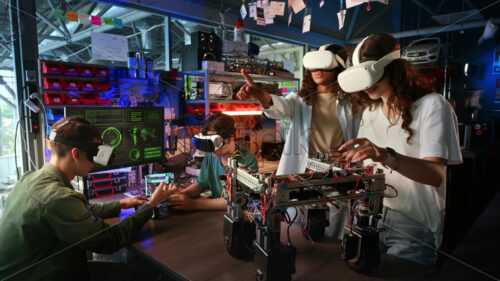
383, 147, 400, 170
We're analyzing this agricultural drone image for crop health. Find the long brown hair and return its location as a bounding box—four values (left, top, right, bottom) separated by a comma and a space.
350, 33, 431, 143
298, 44, 348, 105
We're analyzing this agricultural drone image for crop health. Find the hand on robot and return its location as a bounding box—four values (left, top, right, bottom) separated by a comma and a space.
168, 192, 198, 211
119, 195, 148, 209
329, 149, 348, 166
167, 183, 181, 194
338, 138, 387, 164
147, 181, 176, 208
236, 69, 273, 108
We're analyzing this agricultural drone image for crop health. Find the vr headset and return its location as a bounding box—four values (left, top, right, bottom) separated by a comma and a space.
303, 44, 345, 71
338, 36, 400, 93
192, 133, 224, 153
49, 121, 114, 166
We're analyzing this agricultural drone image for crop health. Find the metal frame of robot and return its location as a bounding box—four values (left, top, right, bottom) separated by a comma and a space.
224, 156, 387, 280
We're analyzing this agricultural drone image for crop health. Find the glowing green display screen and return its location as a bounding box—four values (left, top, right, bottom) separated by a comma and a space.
65, 107, 164, 171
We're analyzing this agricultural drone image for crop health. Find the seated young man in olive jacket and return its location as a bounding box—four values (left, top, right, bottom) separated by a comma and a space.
168, 113, 258, 211
0, 117, 173, 281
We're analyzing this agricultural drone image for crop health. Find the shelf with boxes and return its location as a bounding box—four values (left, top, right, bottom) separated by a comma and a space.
184, 70, 299, 120
41, 61, 113, 106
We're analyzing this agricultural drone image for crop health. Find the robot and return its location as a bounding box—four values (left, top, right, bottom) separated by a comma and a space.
222, 156, 388, 280
134, 172, 175, 219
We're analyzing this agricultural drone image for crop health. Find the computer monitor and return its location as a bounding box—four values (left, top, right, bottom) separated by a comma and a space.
65, 107, 165, 171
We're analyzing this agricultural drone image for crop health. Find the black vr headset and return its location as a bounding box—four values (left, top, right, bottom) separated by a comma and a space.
48, 120, 114, 166
191, 133, 224, 153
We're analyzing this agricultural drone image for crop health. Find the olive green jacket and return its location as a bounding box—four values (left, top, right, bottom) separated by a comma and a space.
0, 164, 152, 281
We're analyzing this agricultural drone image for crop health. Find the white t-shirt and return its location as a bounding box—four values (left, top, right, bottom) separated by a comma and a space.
358, 93, 462, 246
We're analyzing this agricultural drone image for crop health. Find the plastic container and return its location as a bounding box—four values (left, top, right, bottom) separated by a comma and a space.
41, 62, 62, 74
64, 80, 81, 90
95, 67, 109, 77
81, 81, 95, 91
43, 93, 66, 105
43, 78, 64, 90
80, 66, 94, 76
63, 64, 80, 76
95, 81, 111, 91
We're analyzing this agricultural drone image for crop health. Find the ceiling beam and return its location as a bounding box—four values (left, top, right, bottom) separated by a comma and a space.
346, 6, 360, 41
39, 11, 151, 54
38, 35, 67, 41
35, 11, 68, 38
73, 2, 98, 34
410, 0, 436, 17
93, 0, 343, 46
47, 0, 72, 39
351, 1, 396, 39
434, 0, 446, 14
348, 17, 500, 43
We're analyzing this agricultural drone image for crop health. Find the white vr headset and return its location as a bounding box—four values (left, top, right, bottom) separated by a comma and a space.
192, 133, 224, 153
303, 44, 346, 71
49, 121, 114, 166
338, 36, 401, 93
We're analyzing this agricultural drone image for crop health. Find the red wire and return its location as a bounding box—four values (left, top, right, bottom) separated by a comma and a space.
349, 176, 362, 196
385, 184, 398, 198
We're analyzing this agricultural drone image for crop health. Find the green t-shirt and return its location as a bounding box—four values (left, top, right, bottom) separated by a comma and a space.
196, 147, 258, 198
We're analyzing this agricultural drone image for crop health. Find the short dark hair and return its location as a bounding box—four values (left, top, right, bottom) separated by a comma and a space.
201, 113, 235, 139
49, 116, 101, 158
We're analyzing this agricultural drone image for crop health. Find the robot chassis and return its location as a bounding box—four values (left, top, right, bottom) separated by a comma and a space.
223, 157, 387, 281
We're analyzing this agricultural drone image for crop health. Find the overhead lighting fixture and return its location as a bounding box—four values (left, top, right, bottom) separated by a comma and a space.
222, 111, 262, 116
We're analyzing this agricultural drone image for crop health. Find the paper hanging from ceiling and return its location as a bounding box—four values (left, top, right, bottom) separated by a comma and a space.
346, 0, 364, 9
249, 3, 257, 18
240, 4, 248, 19
257, 0, 269, 8
291, 0, 306, 14
302, 8, 312, 33
337, 9, 346, 30
66, 12, 78, 22
91, 32, 129, 62
320, 0, 325, 7
79, 14, 90, 25
269, 1, 285, 16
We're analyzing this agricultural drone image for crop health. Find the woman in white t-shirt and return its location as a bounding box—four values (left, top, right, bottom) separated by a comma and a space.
338, 33, 462, 266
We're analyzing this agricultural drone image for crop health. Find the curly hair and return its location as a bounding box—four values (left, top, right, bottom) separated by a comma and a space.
202, 113, 235, 139
349, 33, 431, 143
298, 44, 348, 106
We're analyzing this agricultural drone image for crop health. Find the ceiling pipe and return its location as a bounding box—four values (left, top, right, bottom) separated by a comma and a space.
347, 17, 500, 44
39, 10, 150, 54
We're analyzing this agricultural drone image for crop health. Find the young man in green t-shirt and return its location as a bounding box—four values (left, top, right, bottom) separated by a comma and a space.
168, 113, 258, 211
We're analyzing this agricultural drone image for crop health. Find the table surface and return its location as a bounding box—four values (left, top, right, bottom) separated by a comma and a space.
107, 209, 446, 281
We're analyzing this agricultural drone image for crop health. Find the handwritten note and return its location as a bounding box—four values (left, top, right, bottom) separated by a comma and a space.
291, 0, 306, 13
91, 32, 129, 61
269, 1, 285, 16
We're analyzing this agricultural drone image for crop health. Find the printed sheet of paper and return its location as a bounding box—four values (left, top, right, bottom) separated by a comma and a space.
249, 3, 257, 18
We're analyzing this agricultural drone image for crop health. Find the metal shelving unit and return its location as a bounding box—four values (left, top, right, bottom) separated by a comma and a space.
184, 70, 299, 117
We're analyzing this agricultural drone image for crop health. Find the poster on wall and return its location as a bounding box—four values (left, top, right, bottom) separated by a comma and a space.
494, 48, 500, 74
91, 32, 128, 61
